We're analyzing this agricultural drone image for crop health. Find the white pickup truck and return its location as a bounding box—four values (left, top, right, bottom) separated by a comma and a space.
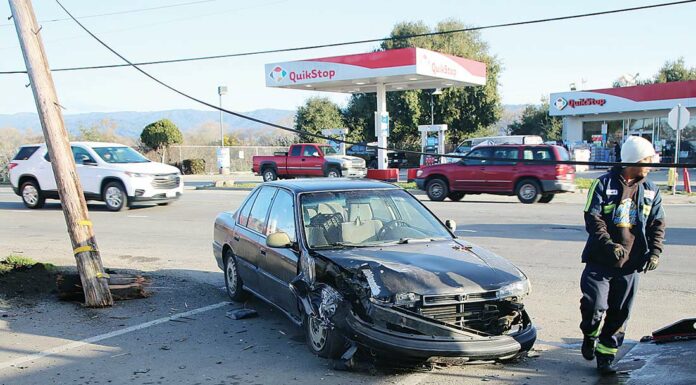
8, 142, 183, 211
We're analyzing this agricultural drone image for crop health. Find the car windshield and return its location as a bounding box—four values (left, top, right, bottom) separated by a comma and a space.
320, 145, 339, 155
300, 189, 452, 249
93, 146, 150, 163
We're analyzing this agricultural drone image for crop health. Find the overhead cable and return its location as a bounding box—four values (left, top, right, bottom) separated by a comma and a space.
3, 0, 694, 75
46, 0, 696, 169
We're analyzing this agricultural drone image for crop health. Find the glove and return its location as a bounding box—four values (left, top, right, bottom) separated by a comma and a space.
644, 254, 660, 273
605, 243, 627, 262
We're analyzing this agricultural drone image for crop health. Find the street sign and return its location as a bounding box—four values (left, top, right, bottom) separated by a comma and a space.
668, 105, 690, 130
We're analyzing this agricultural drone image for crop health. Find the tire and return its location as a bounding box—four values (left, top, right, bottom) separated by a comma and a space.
262, 168, 277, 182
516, 179, 542, 204
304, 313, 347, 359
326, 168, 341, 178
447, 192, 466, 201
426, 178, 448, 201
103, 181, 128, 211
20, 179, 45, 209
223, 249, 249, 302
157, 202, 170, 206
539, 194, 555, 203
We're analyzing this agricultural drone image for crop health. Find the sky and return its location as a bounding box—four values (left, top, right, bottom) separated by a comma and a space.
0, 0, 694, 115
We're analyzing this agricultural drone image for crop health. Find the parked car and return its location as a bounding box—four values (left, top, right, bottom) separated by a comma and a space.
445, 135, 544, 163
416, 144, 575, 203
345, 143, 409, 169
252, 143, 366, 182
212, 179, 536, 363
8, 142, 183, 211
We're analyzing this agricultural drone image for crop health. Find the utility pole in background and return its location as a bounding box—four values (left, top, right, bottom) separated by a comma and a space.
9, 0, 113, 307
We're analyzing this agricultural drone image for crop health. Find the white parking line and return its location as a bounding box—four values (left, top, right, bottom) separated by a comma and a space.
455, 229, 477, 233
0, 301, 230, 370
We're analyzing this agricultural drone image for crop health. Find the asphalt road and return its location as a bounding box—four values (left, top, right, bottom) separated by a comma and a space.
0, 186, 694, 385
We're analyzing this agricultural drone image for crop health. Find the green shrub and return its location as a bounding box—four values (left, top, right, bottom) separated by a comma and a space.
182, 158, 206, 174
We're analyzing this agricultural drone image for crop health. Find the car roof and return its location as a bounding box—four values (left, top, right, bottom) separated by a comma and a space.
476, 144, 557, 148
263, 178, 399, 193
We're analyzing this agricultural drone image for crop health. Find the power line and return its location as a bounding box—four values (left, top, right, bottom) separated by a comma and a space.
3, 0, 695, 75
0, 0, 218, 28
50, 0, 696, 169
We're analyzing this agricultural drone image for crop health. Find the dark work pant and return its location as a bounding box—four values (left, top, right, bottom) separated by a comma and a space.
579, 263, 639, 357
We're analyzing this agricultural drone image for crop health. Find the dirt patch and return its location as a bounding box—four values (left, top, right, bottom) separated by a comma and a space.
0, 263, 57, 299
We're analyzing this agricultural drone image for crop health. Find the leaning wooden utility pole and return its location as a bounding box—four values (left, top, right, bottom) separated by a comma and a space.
9, 0, 113, 307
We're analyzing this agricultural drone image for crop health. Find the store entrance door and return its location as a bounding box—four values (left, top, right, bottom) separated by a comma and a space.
626, 118, 655, 143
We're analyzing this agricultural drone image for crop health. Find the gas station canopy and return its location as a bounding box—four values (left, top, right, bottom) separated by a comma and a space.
264, 47, 486, 92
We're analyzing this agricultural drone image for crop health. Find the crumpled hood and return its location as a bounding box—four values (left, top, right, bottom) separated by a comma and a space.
105, 162, 180, 175
315, 239, 526, 298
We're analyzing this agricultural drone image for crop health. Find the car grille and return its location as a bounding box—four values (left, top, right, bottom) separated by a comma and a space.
351, 158, 365, 168
419, 301, 501, 331
422, 291, 497, 306
151, 174, 180, 189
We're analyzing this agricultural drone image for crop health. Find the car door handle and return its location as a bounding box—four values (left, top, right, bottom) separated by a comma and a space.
233, 236, 240, 241
260, 249, 266, 256
301, 158, 306, 161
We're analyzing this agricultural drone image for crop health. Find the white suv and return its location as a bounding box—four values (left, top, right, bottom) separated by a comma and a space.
8, 142, 183, 211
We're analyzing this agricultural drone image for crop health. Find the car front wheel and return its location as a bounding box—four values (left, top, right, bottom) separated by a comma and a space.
426, 178, 448, 201
539, 194, 555, 203
516, 179, 542, 204
305, 314, 346, 359
326, 168, 341, 178
103, 181, 128, 211
20, 180, 45, 209
448, 192, 465, 201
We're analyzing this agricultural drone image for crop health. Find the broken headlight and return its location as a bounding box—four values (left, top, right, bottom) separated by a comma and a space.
497, 279, 531, 300
394, 292, 421, 307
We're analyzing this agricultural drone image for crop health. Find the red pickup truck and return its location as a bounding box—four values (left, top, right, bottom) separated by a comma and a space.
252, 143, 367, 182
415, 144, 575, 203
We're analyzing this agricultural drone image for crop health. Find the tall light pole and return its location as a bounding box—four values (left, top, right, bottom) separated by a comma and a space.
430, 88, 443, 125
218, 86, 228, 146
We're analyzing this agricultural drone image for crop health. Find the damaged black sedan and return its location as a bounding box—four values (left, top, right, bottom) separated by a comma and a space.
213, 179, 536, 363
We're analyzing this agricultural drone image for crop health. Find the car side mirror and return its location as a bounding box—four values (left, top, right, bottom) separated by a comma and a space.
83, 159, 98, 166
267, 232, 293, 248
445, 219, 457, 233
312, 153, 320, 157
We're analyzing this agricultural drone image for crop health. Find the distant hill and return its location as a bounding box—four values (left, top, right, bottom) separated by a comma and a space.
0, 104, 527, 138
0, 109, 296, 138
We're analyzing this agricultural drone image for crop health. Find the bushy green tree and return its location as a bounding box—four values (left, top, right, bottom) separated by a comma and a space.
653, 57, 696, 83
508, 100, 562, 141
140, 119, 183, 162
294, 97, 345, 142
343, 19, 502, 147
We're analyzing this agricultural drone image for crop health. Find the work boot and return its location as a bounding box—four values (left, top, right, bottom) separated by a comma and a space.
581, 336, 596, 360
596, 354, 617, 375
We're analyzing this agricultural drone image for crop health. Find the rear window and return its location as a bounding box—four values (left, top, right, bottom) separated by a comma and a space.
13, 146, 39, 160
523, 148, 552, 161
555, 146, 570, 161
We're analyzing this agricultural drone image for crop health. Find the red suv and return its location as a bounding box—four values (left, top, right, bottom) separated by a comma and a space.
415, 144, 575, 203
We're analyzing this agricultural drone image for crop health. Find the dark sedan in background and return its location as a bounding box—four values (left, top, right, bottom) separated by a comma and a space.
212, 179, 536, 364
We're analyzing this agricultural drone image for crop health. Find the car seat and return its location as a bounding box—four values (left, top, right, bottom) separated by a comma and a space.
341, 203, 383, 243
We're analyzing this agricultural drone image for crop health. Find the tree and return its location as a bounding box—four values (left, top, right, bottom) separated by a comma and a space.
343, 19, 502, 147
653, 57, 696, 83
508, 100, 562, 141
75, 119, 119, 142
140, 119, 183, 162
294, 97, 345, 142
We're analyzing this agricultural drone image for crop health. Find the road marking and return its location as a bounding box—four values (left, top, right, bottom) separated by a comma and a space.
0, 301, 230, 370
455, 229, 477, 233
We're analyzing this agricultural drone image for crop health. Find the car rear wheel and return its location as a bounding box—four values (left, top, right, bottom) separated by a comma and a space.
426, 178, 448, 201
448, 192, 465, 201
262, 168, 277, 182
224, 249, 249, 302
305, 314, 346, 359
103, 181, 128, 211
516, 179, 542, 204
539, 194, 555, 203
326, 168, 341, 178
20, 180, 45, 209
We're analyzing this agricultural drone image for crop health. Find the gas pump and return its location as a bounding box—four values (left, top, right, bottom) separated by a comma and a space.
417, 124, 448, 166
321, 128, 349, 155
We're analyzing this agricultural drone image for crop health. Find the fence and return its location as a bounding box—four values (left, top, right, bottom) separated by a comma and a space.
168, 145, 287, 174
